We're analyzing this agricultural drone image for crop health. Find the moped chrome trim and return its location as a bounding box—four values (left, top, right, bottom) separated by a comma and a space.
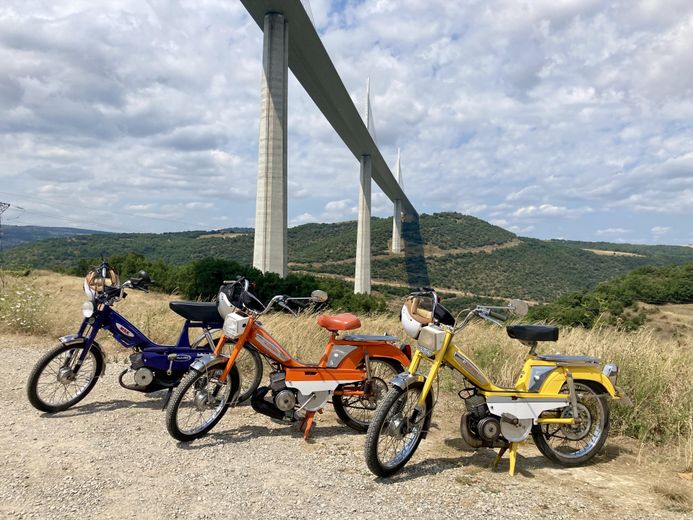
326, 345, 359, 368
341, 334, 399, 342
389, 372, 425, 390
528, 365, 556, 391
190, 353, 218, 372
58, 336, 106, 376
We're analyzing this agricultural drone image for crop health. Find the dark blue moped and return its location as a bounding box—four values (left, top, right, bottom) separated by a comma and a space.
26, 261, 262, 413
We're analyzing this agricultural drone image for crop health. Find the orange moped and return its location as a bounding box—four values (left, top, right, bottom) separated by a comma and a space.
165, 278, 411, 441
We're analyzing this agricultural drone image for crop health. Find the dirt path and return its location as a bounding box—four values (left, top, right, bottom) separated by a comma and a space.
1, 334, 690, 519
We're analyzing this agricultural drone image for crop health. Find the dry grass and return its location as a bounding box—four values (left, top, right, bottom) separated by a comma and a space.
1, 269, 692, 469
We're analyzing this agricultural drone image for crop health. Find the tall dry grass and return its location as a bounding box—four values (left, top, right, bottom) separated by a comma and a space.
1, 270, 691, 468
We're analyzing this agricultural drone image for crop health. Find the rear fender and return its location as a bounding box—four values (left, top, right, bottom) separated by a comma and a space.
539, 365, 619, 398
336, 343, 411, 371
58, 335, 106, 376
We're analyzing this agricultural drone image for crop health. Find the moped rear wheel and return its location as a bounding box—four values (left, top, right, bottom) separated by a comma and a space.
27, 343, 103, 413
364, 383, 428, 477
532, 381, 610, 466
165, 362, 240, 442
333, 357, 402, 432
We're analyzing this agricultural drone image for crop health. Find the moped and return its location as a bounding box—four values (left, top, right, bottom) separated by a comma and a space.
165, 277, 412, 441
364, 289, 626, 477
26, 261, 261, 413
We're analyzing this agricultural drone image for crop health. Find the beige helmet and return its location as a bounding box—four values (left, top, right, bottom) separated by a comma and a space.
401, 296, 433, 339
84, 267, 119, 297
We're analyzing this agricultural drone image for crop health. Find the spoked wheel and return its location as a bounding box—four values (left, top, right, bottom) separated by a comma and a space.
191, 333, 263, 403
165, 362, 240, 442
231, 346, 263, 403
364, 383, 428, 477
532, 381, 610, 466
27, 343, 103, 413
333, 358, 402, 432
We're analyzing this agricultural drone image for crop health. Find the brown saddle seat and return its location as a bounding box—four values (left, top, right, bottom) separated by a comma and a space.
316, 313, 361, 332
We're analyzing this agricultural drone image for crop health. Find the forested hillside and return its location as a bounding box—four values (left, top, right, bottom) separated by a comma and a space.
0, 225, 106, 249
528, 262, 693, 329
3, 213, 692, 302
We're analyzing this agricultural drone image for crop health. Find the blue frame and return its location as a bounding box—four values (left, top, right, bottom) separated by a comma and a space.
75, 304, 224, 372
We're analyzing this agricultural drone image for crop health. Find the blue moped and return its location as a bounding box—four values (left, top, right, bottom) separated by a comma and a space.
26, 261, 262, 413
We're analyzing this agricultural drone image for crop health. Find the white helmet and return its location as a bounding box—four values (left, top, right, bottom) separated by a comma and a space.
401, 296, 433, 339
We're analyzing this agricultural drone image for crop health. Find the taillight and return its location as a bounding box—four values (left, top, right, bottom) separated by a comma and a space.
401, 343, 412, 359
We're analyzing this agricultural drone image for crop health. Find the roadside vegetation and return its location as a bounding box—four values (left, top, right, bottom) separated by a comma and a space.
4, 212, 693, 302
528, 262, 693, 330
1, 269, 691, 471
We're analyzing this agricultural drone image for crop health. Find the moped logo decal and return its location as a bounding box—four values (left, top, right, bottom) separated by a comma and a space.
175, 354, 192, 361
454, 351, 489, 385
255, 335, 290, 362
115, 323, 135, 338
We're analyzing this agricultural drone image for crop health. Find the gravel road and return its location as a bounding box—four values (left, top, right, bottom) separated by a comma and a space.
1, 335, 689, 519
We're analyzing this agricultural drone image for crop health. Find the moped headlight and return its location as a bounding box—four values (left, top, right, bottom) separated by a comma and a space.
417, 325, 446, 357
81, 301, 94, 318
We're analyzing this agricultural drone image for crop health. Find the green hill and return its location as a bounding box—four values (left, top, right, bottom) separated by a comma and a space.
3, 213, 692, 302
0, 225, 107, 249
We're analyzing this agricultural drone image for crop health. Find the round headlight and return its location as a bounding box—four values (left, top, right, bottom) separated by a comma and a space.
82, 301, 94, 318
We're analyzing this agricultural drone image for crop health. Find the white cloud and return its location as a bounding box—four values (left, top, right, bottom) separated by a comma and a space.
0, 0, 691, 244
596, 228, 630, 236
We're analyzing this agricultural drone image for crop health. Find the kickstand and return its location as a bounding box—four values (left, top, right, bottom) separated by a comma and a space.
493, 443, 519, 476
299, 410, 322, 440
161, 388, 173, 411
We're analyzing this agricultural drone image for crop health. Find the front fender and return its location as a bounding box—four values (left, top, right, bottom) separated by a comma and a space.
189, 353, 224, 372
58, 335, 106, 376
386, 378, 435, 439
189, 354, 241, 403
539, 365, 619, 398
389, 371, 426, 390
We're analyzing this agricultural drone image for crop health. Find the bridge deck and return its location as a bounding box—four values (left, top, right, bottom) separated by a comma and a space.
241, 0, 416, 215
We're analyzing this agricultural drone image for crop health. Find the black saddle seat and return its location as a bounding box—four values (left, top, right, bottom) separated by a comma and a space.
169, 301, 221, 323
506, 325, 559, 342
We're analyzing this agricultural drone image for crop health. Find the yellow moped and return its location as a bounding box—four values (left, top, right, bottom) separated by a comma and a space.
364, 289, 626, 477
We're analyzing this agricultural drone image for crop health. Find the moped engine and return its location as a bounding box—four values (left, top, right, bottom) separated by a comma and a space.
134, 368, 154, 387
460, 394, 504, 448
250, 371, 298, 422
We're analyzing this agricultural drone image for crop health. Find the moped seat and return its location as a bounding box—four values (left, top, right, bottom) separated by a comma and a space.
506, 325, 559, 342
169, 301, 222, 323
317, 313, 361, 332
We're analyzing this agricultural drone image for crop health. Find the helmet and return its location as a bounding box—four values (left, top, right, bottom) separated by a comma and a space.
401, 296, 433, 339
84, 265, 119, 297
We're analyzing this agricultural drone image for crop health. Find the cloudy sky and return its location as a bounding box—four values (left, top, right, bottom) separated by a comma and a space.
1, 0, 692, 245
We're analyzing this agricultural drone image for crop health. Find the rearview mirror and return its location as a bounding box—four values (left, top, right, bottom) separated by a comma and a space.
310, 290, 328, 303
509, 299, 529, 317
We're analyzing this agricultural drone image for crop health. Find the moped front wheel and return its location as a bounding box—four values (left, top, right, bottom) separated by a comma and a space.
364, 383, 428, 477
165, 362, 239, 442
27, 343, 103, 413
531, 381, 610, 466
333, 357, 402, 432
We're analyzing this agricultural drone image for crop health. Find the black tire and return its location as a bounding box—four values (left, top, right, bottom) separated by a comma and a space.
235, 346, 263, 403
27, 343, 103, 413
531, 381, 610, 466
364, 382, 428, 477
191, 331, 263, 403
165, 361, 240, 442
333, 357, 403, 432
